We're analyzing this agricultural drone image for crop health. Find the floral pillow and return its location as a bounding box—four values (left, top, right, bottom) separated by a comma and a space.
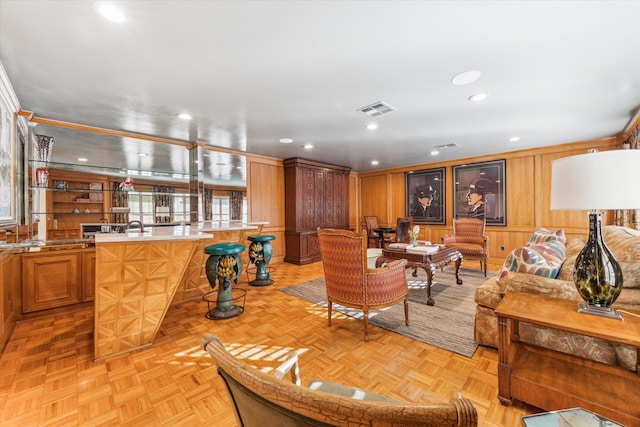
497, 228, 566, 282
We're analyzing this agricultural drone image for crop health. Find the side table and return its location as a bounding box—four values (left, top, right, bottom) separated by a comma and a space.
496, 292, 640, 427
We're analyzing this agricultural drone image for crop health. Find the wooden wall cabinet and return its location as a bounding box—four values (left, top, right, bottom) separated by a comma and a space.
284, 158, 351, 265
22, 250, 82, 312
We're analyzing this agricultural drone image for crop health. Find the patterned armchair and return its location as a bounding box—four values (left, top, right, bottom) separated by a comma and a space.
318, 228, 409, 341
442, 218, 489, 276
201, 334, 478, 426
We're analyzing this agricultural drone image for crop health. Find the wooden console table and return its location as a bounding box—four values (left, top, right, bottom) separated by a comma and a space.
495, 292, 640, 426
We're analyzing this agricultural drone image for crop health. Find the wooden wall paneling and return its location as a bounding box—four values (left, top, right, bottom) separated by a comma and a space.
506, 156, 536, 228
349, 173, 360, 231
389, 172, 406, 222
247, 158, 286, 264
360, 174, 391, 225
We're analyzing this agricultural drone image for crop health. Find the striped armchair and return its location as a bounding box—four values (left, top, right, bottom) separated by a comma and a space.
442, 218, 489, 276
317, 228, 409, 341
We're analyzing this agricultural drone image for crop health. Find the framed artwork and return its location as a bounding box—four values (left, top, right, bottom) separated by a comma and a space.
453, 159, 506, 226
405, 167, 445, 224
0, 95, 15, 224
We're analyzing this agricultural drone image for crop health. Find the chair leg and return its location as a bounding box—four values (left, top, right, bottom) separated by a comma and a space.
404, 299, 409, 326
328, 301, 332, 326
363, 311, 369, 342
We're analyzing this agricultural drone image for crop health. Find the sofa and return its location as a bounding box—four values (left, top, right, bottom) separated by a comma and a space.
474, 225, 640, 372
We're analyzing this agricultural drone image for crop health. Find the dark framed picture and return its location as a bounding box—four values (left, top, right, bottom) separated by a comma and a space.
405, 167, 445, 224
453, 159, 506, 225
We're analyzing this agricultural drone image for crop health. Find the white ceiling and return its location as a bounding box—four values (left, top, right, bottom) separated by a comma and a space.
1, 0, 639, 183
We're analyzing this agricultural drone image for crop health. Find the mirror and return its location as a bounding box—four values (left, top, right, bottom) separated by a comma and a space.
29, 124, 247, 187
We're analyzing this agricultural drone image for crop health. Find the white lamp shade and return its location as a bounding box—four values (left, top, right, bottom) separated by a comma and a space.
551, 150, 640, 210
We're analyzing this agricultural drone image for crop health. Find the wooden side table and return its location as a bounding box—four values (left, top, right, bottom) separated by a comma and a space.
495, 292, 640, 426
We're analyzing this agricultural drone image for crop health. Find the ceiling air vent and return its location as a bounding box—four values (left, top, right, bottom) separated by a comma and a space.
434, 143, 459, 150
357, 101, 396, 117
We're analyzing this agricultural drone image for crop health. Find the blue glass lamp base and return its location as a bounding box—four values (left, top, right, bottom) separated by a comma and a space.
577, 302, 623, 320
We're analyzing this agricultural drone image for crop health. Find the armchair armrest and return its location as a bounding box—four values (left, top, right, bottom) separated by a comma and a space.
365, 259, 408, 303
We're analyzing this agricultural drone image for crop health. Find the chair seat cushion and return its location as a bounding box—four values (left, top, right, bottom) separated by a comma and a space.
308, 380, 399, 402
455, 242, 485, 256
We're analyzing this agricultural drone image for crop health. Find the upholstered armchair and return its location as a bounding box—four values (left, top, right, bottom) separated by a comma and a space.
318, 228, 409, 341
442, 218, 489, 276
201, 334, 478, 426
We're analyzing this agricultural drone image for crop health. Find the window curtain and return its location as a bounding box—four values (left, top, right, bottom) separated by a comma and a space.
111, 182, 128, 224
153, 185, 174, 223
204, 188, 213, 220
615, 124, 639, 230
230, 190, 243, 220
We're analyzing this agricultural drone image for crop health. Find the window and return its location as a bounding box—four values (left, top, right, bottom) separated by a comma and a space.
211, 195, 248, 222
127, 191, 154, 224
172, 192, 190, 222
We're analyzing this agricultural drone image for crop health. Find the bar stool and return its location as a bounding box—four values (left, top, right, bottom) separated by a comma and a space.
203, 242, 246, 319
247, 235, 275, 286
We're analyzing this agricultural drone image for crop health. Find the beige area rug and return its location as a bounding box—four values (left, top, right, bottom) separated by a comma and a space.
281, 267, 491, 357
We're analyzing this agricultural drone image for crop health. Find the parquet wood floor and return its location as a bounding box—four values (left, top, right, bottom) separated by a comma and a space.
0, 261, 537, 426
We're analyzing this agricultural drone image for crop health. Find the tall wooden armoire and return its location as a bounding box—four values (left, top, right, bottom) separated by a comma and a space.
284, 158, 351, 265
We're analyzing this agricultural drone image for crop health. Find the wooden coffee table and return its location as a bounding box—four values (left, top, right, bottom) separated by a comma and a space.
376, 245, 462, 306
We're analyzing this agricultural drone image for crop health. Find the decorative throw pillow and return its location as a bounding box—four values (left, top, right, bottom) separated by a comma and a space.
497, 228, 566, 282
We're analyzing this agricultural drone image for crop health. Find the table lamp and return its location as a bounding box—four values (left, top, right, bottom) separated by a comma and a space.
550, 149, 640, 319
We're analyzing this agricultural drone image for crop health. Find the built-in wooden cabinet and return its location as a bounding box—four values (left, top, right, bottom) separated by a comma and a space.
81, 248, 96, 302
0, 251, 20, 351
22, 250, 82, 312
284, 158, 351, 265
43, 170, 110, 240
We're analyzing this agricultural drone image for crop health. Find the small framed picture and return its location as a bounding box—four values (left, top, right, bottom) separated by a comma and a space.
53, 180, 68, 190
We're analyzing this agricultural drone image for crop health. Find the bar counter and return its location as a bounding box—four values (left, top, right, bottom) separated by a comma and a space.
93, 222, 264, 360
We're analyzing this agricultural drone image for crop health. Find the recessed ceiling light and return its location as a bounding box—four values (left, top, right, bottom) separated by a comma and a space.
279, 138, 294, 144
178, 113, 192, 120
367, 123, 378, 131
77, 157, 88, 162
469, 92, 488, 102
430, 150, 440, 156
303, 143, 313, 149
509, 136, 521, 142
98, 3, 126, 23
371, 160, 379, 166
137, 152, 148, 157
451, 70, 482, 86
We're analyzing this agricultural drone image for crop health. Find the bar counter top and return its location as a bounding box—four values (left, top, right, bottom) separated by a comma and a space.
94, 221, 266, 243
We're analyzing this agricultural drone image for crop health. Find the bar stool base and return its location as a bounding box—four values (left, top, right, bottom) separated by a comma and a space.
203, 289, 247, 320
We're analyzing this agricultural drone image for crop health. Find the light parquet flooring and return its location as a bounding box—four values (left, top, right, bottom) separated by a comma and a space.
0, 261, 538, 426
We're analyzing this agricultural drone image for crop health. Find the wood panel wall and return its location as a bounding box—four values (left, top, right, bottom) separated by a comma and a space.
357, 137, 622, 266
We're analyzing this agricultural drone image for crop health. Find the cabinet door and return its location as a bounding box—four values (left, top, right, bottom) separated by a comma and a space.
81, 250, 96, 302
22, 252, 81, 312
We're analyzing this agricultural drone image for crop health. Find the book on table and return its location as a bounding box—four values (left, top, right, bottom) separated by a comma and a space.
406, 245, 439, 255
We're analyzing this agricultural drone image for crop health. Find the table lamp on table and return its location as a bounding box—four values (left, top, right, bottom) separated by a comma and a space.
550, 149, 640, 320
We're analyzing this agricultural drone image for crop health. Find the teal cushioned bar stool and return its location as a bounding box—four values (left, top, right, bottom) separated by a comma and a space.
203, 243, 246, 319
247, 235, 275, 286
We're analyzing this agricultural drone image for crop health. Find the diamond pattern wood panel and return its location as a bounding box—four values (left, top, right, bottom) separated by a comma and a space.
94, 240, 198, 360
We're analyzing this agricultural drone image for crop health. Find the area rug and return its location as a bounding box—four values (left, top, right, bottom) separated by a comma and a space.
281, 267, 490, 357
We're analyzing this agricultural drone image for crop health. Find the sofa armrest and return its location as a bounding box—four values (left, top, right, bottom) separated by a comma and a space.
498, 271, 580, 301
